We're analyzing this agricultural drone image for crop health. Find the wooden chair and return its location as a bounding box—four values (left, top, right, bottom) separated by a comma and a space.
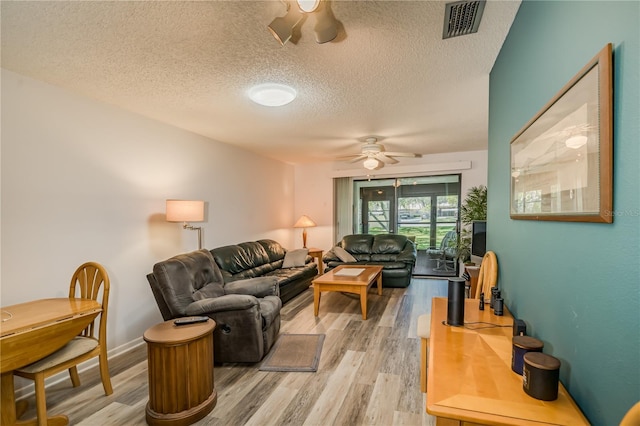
620, 401, 640, 426
15, 262, 113, 424
474, 251, 498, 299
417, 314, 430, 393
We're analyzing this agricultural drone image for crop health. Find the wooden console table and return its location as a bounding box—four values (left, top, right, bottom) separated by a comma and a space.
427, 297, 589, 425
1, 298, 101, 426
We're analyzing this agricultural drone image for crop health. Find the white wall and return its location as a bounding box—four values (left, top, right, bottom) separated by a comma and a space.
293, 163, 335, 252
294, 150, 488, 252
1, 70, 296, 350
1, 69, 489, 358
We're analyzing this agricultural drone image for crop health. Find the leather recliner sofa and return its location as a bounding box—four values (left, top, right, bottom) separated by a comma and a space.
147, 249, 281, 363
210, 239, 317, 304
323, 234, 417, 288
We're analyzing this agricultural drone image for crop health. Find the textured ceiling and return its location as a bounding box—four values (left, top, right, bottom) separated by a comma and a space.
1, 0, 521, 165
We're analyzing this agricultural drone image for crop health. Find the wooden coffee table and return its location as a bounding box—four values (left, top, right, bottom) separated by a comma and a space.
312, 265, 383, 320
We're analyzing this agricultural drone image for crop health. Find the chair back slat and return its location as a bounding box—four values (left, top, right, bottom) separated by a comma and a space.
70, 262, 110, 340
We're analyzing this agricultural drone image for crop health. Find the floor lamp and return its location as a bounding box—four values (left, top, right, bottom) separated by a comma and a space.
166, 200, 205, 249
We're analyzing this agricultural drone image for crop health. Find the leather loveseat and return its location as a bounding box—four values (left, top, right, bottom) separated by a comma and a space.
210, 239, 317, 304
323, 234, 417, 287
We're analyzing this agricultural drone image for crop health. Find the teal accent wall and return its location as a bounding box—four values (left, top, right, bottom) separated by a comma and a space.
488, 2, 639, 425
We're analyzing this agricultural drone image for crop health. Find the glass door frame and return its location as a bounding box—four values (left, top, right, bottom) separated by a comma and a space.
360, 186, 397, 234
354, 175, 462, 277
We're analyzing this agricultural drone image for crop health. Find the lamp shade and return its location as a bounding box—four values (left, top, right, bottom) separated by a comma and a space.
166, 200, 204, 222
294, 215, 316, 228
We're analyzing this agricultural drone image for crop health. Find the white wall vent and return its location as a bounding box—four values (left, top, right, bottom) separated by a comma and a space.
443, 0, 486, 39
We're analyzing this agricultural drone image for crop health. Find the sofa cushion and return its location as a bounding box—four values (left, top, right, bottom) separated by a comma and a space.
369, 261, 410, 270
193, 281, 225, 300
211, 242, 272, 275
224, 276, 279, 298
334, 246, 357, 263
265, 262, 317, 286
152, 249, 225, 316
257, 239, 286, 263
341, 234, 374, 254
282, 248, 308, 268
370, 253, 407, 263
372, 234, 407, 254
259, 296, 282, 329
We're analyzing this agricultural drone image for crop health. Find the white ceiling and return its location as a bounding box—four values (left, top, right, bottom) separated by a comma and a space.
1, 0, 520, 165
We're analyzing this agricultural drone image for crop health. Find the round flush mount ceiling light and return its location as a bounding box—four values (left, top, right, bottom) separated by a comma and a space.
565, 135, 588, 149
297, 0, 320, 12
248, 83, 297, 107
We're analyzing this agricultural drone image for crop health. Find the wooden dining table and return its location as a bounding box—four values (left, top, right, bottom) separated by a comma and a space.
1, 298, 102, 426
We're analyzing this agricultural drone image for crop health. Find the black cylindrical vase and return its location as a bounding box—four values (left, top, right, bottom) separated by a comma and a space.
447, 278, 466, 326
523, 352, 561, 401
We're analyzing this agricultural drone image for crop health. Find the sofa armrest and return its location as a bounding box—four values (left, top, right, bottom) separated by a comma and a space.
396, 240, 418, 264
224, 276, 279, 298
185, 294, 259, 315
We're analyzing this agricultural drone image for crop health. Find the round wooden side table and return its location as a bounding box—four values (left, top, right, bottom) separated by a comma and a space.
143, 318, 217, 426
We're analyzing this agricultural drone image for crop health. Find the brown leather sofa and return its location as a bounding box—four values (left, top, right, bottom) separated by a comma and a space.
210, 239, 317, 304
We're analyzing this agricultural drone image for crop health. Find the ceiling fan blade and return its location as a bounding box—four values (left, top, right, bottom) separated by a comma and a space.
335, 154, 366, 163
314, 1, 338, 43
376, 153, 398, 164
347, 154, 367, 163
383, 152, 418, 158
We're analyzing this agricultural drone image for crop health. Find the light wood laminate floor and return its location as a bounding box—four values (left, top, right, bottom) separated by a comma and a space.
19, 278, 447, 426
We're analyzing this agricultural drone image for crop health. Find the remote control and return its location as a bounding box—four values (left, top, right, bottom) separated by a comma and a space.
174, 316, 209, 326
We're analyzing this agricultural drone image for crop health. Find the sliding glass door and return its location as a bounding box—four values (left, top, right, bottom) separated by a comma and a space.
354, 175, 461, 277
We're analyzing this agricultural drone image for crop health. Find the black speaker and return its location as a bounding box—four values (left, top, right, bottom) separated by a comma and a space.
447, 278, 466, 326
513, 319, 527, 336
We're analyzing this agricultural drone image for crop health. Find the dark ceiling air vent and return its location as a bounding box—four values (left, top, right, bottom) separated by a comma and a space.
443, 0, 486, 39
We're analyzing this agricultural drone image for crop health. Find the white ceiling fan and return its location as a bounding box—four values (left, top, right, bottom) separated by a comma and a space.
336, 137, 420, 170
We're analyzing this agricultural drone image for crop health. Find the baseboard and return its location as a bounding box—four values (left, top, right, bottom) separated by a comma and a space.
14, 337, 145, 400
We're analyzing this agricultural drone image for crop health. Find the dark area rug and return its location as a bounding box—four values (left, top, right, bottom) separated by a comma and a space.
259, 334, 325, 372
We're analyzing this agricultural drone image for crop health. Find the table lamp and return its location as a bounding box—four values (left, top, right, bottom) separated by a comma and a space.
166, 200, 205, 249
293, 215, 316, 248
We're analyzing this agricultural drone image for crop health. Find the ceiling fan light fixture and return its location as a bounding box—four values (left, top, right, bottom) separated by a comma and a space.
267, 17, 295, 45
363, 157, 379, 170
248, 83, 297, 107
313, 5, 338, 43
267, 9, 303, 45
297, 0, 320, 13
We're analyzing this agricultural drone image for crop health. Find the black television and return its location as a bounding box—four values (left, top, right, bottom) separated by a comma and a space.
471, 221, 486, 257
